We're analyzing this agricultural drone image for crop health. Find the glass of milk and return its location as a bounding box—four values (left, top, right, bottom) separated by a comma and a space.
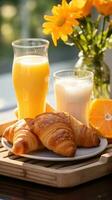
54, 69, 93, 124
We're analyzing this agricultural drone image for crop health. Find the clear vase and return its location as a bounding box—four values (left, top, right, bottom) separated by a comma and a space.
75, 52, 110, 98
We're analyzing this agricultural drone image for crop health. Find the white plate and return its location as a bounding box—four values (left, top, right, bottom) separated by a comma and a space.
1, 137, 108, 161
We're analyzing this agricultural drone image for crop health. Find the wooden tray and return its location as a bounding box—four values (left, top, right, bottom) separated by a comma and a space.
0, 121, 112, 188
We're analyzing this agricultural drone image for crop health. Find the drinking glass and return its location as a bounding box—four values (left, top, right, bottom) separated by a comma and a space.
54, 69, 93, 124
12, 38, 50, 119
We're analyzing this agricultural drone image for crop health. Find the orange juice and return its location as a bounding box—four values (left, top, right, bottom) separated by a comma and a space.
12, 55, 50, 119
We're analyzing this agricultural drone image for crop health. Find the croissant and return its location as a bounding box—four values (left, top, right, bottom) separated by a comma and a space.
30, 112, 76, 157
69, 114, 100, 147
12, 129, 43, 155
3, 112, 100, 157
3, 119, 32, 143
3, 119, 43, 155
56, 112, 100, 147
30, 112, 100, 157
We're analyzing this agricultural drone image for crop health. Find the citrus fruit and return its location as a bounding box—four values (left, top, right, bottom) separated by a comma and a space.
88, 98, 112, 138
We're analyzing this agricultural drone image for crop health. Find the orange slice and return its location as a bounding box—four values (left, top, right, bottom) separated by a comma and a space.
88, 98, 112, 138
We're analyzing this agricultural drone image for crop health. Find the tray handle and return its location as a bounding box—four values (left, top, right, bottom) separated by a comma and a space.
100, 152, 112, 164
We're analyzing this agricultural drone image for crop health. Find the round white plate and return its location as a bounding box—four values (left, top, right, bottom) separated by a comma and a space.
1, 137, 108, 161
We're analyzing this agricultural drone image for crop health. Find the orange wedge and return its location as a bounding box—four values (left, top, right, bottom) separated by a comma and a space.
88, 99, 112, 138
14, 102, 55, 119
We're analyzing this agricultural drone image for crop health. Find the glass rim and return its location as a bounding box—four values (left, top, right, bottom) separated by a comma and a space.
53, 69, 93, 80
12, 38, 49, 48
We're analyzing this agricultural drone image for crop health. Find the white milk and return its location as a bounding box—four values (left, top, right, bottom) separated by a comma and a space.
54, 77, 93, 124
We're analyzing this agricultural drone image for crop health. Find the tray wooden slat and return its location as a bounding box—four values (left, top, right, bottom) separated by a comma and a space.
0, 121, 112, 188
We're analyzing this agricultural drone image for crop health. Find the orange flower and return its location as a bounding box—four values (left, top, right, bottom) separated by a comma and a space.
43, 0, 79, 46
70, 0, 93, 17
94, 0, 112, 15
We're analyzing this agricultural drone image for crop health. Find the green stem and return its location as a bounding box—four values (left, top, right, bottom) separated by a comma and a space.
73, 39, 82, 51
95, 14, 102, 30
102, 16, 110, 48
70, 34, 87, 55
100, 16, 106, 46
86, 17, 92, 38
78, 23, 90, 52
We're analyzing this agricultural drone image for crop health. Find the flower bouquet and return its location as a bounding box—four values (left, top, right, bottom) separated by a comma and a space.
43, 0, 112, 98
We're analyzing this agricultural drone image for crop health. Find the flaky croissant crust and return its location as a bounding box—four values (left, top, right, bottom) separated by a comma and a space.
30, 112, 100, 148
29, 112, 77, 157
3, 118, 43, 155
2, 112, 100, 157
29, 112, 100, 156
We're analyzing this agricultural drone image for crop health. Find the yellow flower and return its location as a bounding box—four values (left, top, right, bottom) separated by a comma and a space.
70, 0, 93, 17
94, 0, 112, 15
43, 0, 79, 46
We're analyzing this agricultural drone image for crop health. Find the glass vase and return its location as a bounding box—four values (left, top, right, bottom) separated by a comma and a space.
75, 52, 110, 98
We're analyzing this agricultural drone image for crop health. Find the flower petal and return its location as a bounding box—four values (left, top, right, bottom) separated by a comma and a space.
61, 34, 68, 42
52, 33, 58, 46
43, 0, 79, 45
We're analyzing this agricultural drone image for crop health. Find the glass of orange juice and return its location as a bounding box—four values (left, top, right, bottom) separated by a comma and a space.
12, 38, 50, 119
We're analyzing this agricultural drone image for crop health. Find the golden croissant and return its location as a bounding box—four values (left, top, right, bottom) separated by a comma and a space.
30, 112, 77, 157
3, 119, 31, 143
2, 112, 100, 157
69, 114, 100, 147
12, 129, 43, 155
30, 112, 100, 157
3, 119, 43, 155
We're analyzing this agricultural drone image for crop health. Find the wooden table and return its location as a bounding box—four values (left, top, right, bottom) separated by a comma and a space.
0, 174, 112, 200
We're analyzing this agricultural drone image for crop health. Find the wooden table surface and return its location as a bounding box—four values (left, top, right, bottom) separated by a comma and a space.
0, 174, 112, 200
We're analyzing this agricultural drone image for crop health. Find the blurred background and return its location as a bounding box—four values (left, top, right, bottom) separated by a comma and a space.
0, 0, 78, 113
0, 0, 78, 74
0, 0, 111, 116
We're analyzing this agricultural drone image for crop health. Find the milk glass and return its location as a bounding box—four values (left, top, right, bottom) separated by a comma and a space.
54, 69, 93, 124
